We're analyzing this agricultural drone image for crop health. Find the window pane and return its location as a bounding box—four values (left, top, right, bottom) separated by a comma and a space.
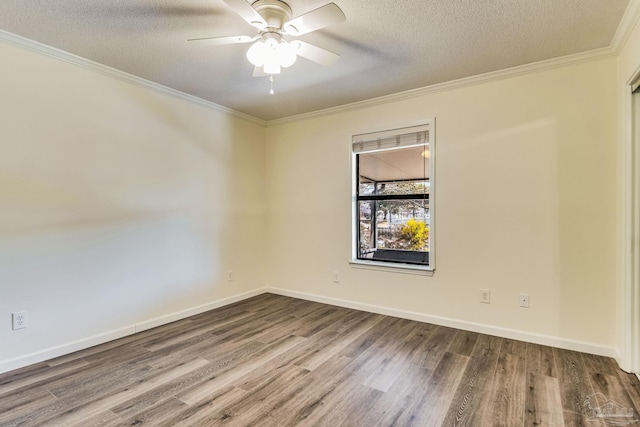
366, 180, 429, 196
358, 199, 430, 264
373, 200, 430, 251
358, 200, 373, 255
358, 180, 375, 196
358, 145, 428, 182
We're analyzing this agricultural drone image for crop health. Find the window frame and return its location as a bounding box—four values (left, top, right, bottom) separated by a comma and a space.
350, 120, 436, 273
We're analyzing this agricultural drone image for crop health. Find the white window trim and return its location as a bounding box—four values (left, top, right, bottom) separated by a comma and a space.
350, 118, 436, 273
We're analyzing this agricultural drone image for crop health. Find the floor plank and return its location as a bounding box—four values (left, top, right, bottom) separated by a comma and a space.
358, 361, 434, 426
553, 348, 594, 415
440, 335, 502, 426
526, 343, 557, 377
388, 351, 469, 426
447, 329, 480, 357
525, 372, 565, 426
481, 352, 526, 426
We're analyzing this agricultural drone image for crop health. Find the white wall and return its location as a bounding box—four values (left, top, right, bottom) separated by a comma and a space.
0, 40, 266, 372
265, 57, 619, 355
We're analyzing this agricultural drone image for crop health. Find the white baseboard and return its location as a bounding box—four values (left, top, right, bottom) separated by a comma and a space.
134, 288, 267, 333
0, 288, 267, 375
0, 285, 621, 375
0, 326, 136, 375
265, 287, 620, 360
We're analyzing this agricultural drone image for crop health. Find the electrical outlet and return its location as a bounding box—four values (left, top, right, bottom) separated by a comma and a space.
12, 311, 27, 330
480, 289, 491, 304
333, 271, 340, 283
519, 293, 530, 308
227, 270, 233, 282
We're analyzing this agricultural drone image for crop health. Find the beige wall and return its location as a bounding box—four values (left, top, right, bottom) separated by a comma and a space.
265, 58, 619, 351
0, 40, 266, 370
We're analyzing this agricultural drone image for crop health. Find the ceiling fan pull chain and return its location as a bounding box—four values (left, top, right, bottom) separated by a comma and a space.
269, 74, 275, 95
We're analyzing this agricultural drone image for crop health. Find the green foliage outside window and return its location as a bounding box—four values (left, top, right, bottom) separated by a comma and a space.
400, 218, 429, 250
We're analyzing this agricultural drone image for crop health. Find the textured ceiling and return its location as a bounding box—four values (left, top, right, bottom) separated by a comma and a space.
0, 0, 631, 121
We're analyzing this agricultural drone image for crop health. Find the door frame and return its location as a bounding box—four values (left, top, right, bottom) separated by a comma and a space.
622, 68, 640, 374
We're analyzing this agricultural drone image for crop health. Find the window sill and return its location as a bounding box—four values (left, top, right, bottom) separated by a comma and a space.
349, 259, 435, 276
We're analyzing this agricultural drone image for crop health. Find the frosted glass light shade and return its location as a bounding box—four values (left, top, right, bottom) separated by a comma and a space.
246, 41, 267, 67
246, 38, 297, 74
276, 41, 297, 68
264, 62, 281, 74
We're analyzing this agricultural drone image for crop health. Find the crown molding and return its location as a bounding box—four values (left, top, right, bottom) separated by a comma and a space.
612, 0, 640, 54
0, 29, 266, 126
267, 46, 615, 126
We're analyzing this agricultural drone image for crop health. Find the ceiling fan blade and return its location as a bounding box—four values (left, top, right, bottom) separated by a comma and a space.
292, 40, 340, 66
187, 35, 257, 45
223, 0, 267, 29
283, 3, 345, 36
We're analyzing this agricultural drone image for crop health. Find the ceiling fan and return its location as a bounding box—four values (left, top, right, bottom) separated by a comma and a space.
189, 0, 346, 77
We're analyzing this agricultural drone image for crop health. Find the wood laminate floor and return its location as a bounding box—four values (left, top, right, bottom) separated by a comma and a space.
1, 293, 639, 426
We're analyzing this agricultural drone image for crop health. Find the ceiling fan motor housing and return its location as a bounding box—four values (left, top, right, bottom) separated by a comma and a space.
252, 0, 293, 30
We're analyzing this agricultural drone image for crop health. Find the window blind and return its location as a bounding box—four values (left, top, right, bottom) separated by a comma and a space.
352, 124, 430, 154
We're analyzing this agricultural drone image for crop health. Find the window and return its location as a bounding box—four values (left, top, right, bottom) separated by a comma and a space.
352, 122, 434, 270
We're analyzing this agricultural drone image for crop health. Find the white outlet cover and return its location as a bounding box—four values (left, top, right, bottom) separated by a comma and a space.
12, 311, 27, 330
480, 290, 491, 304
